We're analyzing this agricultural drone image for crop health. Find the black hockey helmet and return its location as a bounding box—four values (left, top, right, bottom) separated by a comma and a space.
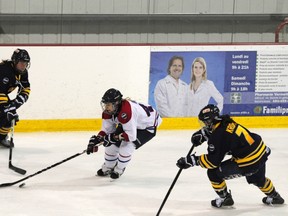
198, 104, 221, 130
11, 48, 30, 64
11, 48, 31, 74
101, 88, 123, 115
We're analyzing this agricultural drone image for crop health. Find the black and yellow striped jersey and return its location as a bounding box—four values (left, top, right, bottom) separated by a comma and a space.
0, 61, 30, 109
198, 116, 267, 172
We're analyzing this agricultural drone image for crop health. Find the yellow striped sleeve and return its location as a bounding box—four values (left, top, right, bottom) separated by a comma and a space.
198, 154, 218, 169
21, 87, 31, 96
0, 93, 8, 104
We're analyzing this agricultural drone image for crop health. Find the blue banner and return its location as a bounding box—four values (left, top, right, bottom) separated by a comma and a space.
149, 49, 288, 117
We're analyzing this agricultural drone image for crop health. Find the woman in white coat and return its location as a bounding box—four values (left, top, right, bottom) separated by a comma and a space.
187, 57, 223, 116
154, 56, 188, 117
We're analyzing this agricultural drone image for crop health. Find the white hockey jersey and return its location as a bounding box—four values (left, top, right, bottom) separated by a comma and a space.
98, 100, 162, 142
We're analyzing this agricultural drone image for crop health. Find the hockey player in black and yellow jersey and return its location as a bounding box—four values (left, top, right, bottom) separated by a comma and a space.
0, 49, 31, 148
177, 104, 284, 208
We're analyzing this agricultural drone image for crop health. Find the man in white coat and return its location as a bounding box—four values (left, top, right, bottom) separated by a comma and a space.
154, 56, 188, 117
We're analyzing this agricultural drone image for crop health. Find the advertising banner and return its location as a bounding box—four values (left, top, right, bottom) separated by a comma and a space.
149, 46, 288, 117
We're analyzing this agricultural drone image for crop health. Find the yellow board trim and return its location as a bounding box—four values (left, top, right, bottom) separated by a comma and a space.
14, 116, 288, 132
14, 119, 103, 132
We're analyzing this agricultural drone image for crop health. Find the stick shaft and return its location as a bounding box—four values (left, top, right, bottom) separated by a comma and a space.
8, 120, 27, 175
156, 145, 195, 216
0, 150, 86, 187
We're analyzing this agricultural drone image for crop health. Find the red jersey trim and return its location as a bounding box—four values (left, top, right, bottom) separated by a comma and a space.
120, 132, 129, 141
102, 112, 112, 119
117, 100, 132, 124
98, 131, 107, 137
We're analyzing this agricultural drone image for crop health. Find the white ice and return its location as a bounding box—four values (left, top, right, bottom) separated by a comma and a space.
0, 129, 287, 216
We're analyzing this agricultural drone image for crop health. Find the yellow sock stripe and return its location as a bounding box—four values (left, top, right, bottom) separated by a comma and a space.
211, 181, 227, 192
259, 178, 274, 194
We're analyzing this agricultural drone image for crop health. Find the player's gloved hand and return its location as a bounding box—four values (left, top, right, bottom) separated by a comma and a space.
86, 135, 102, 154
4, 102, 19, 123
176, 154, 199, 169
191, 127, 211, 146
12, 94, 28, 109
103, 133, 118, 147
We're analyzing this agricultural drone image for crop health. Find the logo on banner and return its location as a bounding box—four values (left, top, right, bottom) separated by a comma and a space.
253, 106, 262, 114
230, 92, 242, 104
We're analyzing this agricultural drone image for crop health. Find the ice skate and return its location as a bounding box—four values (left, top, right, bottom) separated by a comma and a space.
96, 164, 113, 177
262, 192, 284, 205
211, 190, 234, 208
110, 166, 125, 179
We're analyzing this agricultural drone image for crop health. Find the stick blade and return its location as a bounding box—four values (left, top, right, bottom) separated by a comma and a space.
9, 164, 27, 175
0, 182, 15, 188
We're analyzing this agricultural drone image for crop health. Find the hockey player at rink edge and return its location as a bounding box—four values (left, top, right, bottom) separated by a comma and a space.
87, 88, 162, 179
0, 49, 31, 148
176, 104, 285, 208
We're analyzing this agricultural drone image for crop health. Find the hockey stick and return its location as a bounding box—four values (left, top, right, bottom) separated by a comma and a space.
156, 144, 195, 216
8, 119, 27, 175
0, 149, 87, 187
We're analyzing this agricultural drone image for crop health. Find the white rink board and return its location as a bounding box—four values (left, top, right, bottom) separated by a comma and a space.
0, 46, 150, 119
0, 45, 287, 120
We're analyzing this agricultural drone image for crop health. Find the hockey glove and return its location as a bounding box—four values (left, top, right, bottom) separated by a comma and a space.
176, 154, 199, 169
191, 127, 211, 146
86, 135, 102, 154
12, 93, 28, 109
3, 102, 19, 123
103, 133, 118, 147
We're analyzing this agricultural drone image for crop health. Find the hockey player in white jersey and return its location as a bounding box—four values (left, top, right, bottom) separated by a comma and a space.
87, 88, 162, 179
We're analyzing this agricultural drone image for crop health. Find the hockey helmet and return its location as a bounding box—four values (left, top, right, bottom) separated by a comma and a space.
198, 104, 220, 130
12, 49, 30, 63
11, 48, 31, 74
101, 88, 123, 115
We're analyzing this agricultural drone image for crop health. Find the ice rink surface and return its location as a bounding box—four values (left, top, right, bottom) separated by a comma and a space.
0, 129, 287, 216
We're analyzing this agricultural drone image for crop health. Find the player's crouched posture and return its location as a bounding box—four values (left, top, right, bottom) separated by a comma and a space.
176, 104, 285, 208
87, 88, 162, 179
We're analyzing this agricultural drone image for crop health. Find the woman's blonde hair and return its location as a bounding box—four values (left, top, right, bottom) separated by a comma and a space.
190, 57, 207, 90
191, 57, 207, 82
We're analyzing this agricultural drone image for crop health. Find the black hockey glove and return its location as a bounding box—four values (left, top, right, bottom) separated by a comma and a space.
191, 127, 211, 146
12, 93, 28, 109
176, 154, 199, 169
103, 133, 118, 147
86, 135, 102, 154
3, 102, 19, 123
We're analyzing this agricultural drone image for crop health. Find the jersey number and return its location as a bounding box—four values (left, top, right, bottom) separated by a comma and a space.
235, 125, 255, 145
